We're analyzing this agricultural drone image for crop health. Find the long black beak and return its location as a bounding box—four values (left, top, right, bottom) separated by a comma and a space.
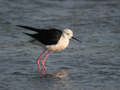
72, 37, 81, 43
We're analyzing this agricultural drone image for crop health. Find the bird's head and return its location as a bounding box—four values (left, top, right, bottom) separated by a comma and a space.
63, 28, 81, 42
63, 28, 73, 39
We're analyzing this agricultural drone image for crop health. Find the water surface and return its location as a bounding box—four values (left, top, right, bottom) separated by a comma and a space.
0, 0, 120, 90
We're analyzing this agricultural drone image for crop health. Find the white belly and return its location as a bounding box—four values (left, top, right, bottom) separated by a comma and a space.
46, 36, 69, 52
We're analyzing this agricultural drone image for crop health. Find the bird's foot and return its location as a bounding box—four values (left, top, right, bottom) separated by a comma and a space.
37, 64, 46, 74
40, 69, 46, 75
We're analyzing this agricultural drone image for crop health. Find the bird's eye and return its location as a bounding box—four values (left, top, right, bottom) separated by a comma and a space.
66, 33, 69, 35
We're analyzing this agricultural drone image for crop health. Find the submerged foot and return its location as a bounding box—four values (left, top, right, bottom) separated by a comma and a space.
37, 64, 46, 74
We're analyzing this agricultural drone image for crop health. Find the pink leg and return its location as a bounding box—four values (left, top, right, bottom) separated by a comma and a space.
37, 64, 41, 72
41, 50, 51, 71
36, 48, 47, 64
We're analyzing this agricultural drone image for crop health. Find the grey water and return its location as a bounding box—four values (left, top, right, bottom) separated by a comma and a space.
0, 0, 120, 90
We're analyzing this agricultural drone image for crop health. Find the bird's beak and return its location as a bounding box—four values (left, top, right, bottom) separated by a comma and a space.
72, 37, 81, 43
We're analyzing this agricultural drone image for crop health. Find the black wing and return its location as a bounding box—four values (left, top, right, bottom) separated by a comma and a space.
17, 25, 62, 45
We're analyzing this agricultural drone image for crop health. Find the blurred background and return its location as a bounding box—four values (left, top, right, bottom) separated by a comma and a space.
0, 0, 120, 90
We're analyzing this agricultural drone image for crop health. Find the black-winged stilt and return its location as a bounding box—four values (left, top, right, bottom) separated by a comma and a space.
17, 25, 80, 72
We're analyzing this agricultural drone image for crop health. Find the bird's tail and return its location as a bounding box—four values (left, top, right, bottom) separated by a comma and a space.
23, 32, 34, 37
16, 25, 40, 32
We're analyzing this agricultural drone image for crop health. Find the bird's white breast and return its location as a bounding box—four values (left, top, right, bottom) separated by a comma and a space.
46, 35, 69, 52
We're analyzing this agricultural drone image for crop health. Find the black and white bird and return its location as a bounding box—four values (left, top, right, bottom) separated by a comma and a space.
17, 25, 80, 71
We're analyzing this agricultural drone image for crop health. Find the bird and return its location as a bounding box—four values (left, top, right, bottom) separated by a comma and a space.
17, 25, 80, 72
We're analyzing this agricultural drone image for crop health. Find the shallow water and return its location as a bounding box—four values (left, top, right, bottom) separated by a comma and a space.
0, 0, 120, 90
